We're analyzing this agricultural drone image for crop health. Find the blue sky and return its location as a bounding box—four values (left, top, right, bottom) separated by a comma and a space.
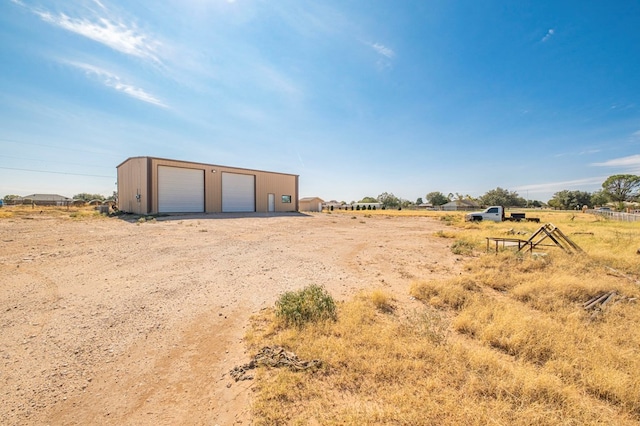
1, 0, 639, 203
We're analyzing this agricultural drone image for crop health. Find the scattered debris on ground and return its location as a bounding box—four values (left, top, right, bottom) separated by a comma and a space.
229, 346, 322, 382
605, 266, 640, 285
583, 291, 637, 319
583, 291, 617, 311
506, 228, 528, 235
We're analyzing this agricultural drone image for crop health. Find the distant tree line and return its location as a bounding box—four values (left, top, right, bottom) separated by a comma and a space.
2, 192, 116, 204
352, 174, 640, 211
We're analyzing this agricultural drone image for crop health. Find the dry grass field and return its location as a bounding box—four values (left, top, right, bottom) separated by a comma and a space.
246, 209, 640, 425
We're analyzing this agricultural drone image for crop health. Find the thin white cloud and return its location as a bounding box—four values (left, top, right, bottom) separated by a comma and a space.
92, 0, 107, 10
514, 176, 605, 194
33, 8, 161, 64
366, 41, 395, 70
542, 28, 555, 42
370, 42, 395, 59
68, 61, 167, 107
591, 154, 640, 168
255, 64, 302, 99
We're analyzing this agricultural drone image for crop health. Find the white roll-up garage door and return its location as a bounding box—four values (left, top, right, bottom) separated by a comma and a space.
158, 166, 204, 213
222, 172, 255, 212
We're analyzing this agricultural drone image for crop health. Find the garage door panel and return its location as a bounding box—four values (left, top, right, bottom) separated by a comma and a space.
222, 172, 255, 212
158, 166, 204, 213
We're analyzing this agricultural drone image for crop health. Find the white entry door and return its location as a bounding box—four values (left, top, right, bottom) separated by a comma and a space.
268, 193, 275, 212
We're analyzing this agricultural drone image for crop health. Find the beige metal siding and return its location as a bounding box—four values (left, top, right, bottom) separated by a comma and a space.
299, 198, 323, 212
117, 157, 149, 214
255, 171, 298, 213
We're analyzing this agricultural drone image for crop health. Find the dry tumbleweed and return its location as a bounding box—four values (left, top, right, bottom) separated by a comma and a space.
229, 346, 322, 382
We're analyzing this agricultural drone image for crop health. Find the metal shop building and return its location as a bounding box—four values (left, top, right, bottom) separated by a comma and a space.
117, 156, 299, 214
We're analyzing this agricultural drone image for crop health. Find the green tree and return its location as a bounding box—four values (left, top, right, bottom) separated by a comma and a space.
3, 194, 21, 203
359, 196, 377, 203
416, 197, 424, 205
547, 190, 591, 210
73, 193, 106, 202
590, 190, 609, 207
377, 192, 400, 209
601, 174, 640, 202
479, 187, 524, 207
426, 191, 449, 206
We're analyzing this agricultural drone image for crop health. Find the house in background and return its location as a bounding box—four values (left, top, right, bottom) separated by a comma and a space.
299, 197, 324, 212
20, 194, 72, 206
442, 199, 480, 211
417, 202, 434, 210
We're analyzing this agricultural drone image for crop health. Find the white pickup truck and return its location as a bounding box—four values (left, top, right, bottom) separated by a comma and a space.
465, 206, 540, 223
465, 206, 505, 222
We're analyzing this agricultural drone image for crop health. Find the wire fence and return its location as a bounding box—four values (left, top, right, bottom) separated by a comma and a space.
587, 210, 640, 222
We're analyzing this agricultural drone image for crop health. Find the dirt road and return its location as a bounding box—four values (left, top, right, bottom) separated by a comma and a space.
0, 211, 458, 425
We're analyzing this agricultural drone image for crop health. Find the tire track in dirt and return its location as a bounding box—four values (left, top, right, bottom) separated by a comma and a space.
45, 307, 251, 425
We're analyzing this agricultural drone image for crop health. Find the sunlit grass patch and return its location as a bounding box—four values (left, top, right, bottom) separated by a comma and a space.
410, 277, 479, 310
247, 287, 639, 425
450, 239, 477, 255
0, 205, 104, 219
433, 229, 457, 238
69, 209, 103, 219
368, 289, 395, 313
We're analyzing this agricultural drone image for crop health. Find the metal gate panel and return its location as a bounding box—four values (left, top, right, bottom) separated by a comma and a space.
158, 166, 204, 213
222, 172, 255, 212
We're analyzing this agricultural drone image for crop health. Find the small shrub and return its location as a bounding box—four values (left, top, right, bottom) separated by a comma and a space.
369, 290, 394, 313
451, 239, 475, 255
275, 284, 337, 328
440, 215, 456, 225
434, 230, 456, 238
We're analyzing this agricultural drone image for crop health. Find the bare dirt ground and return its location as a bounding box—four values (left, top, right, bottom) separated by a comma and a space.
0, 211, 460, 425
